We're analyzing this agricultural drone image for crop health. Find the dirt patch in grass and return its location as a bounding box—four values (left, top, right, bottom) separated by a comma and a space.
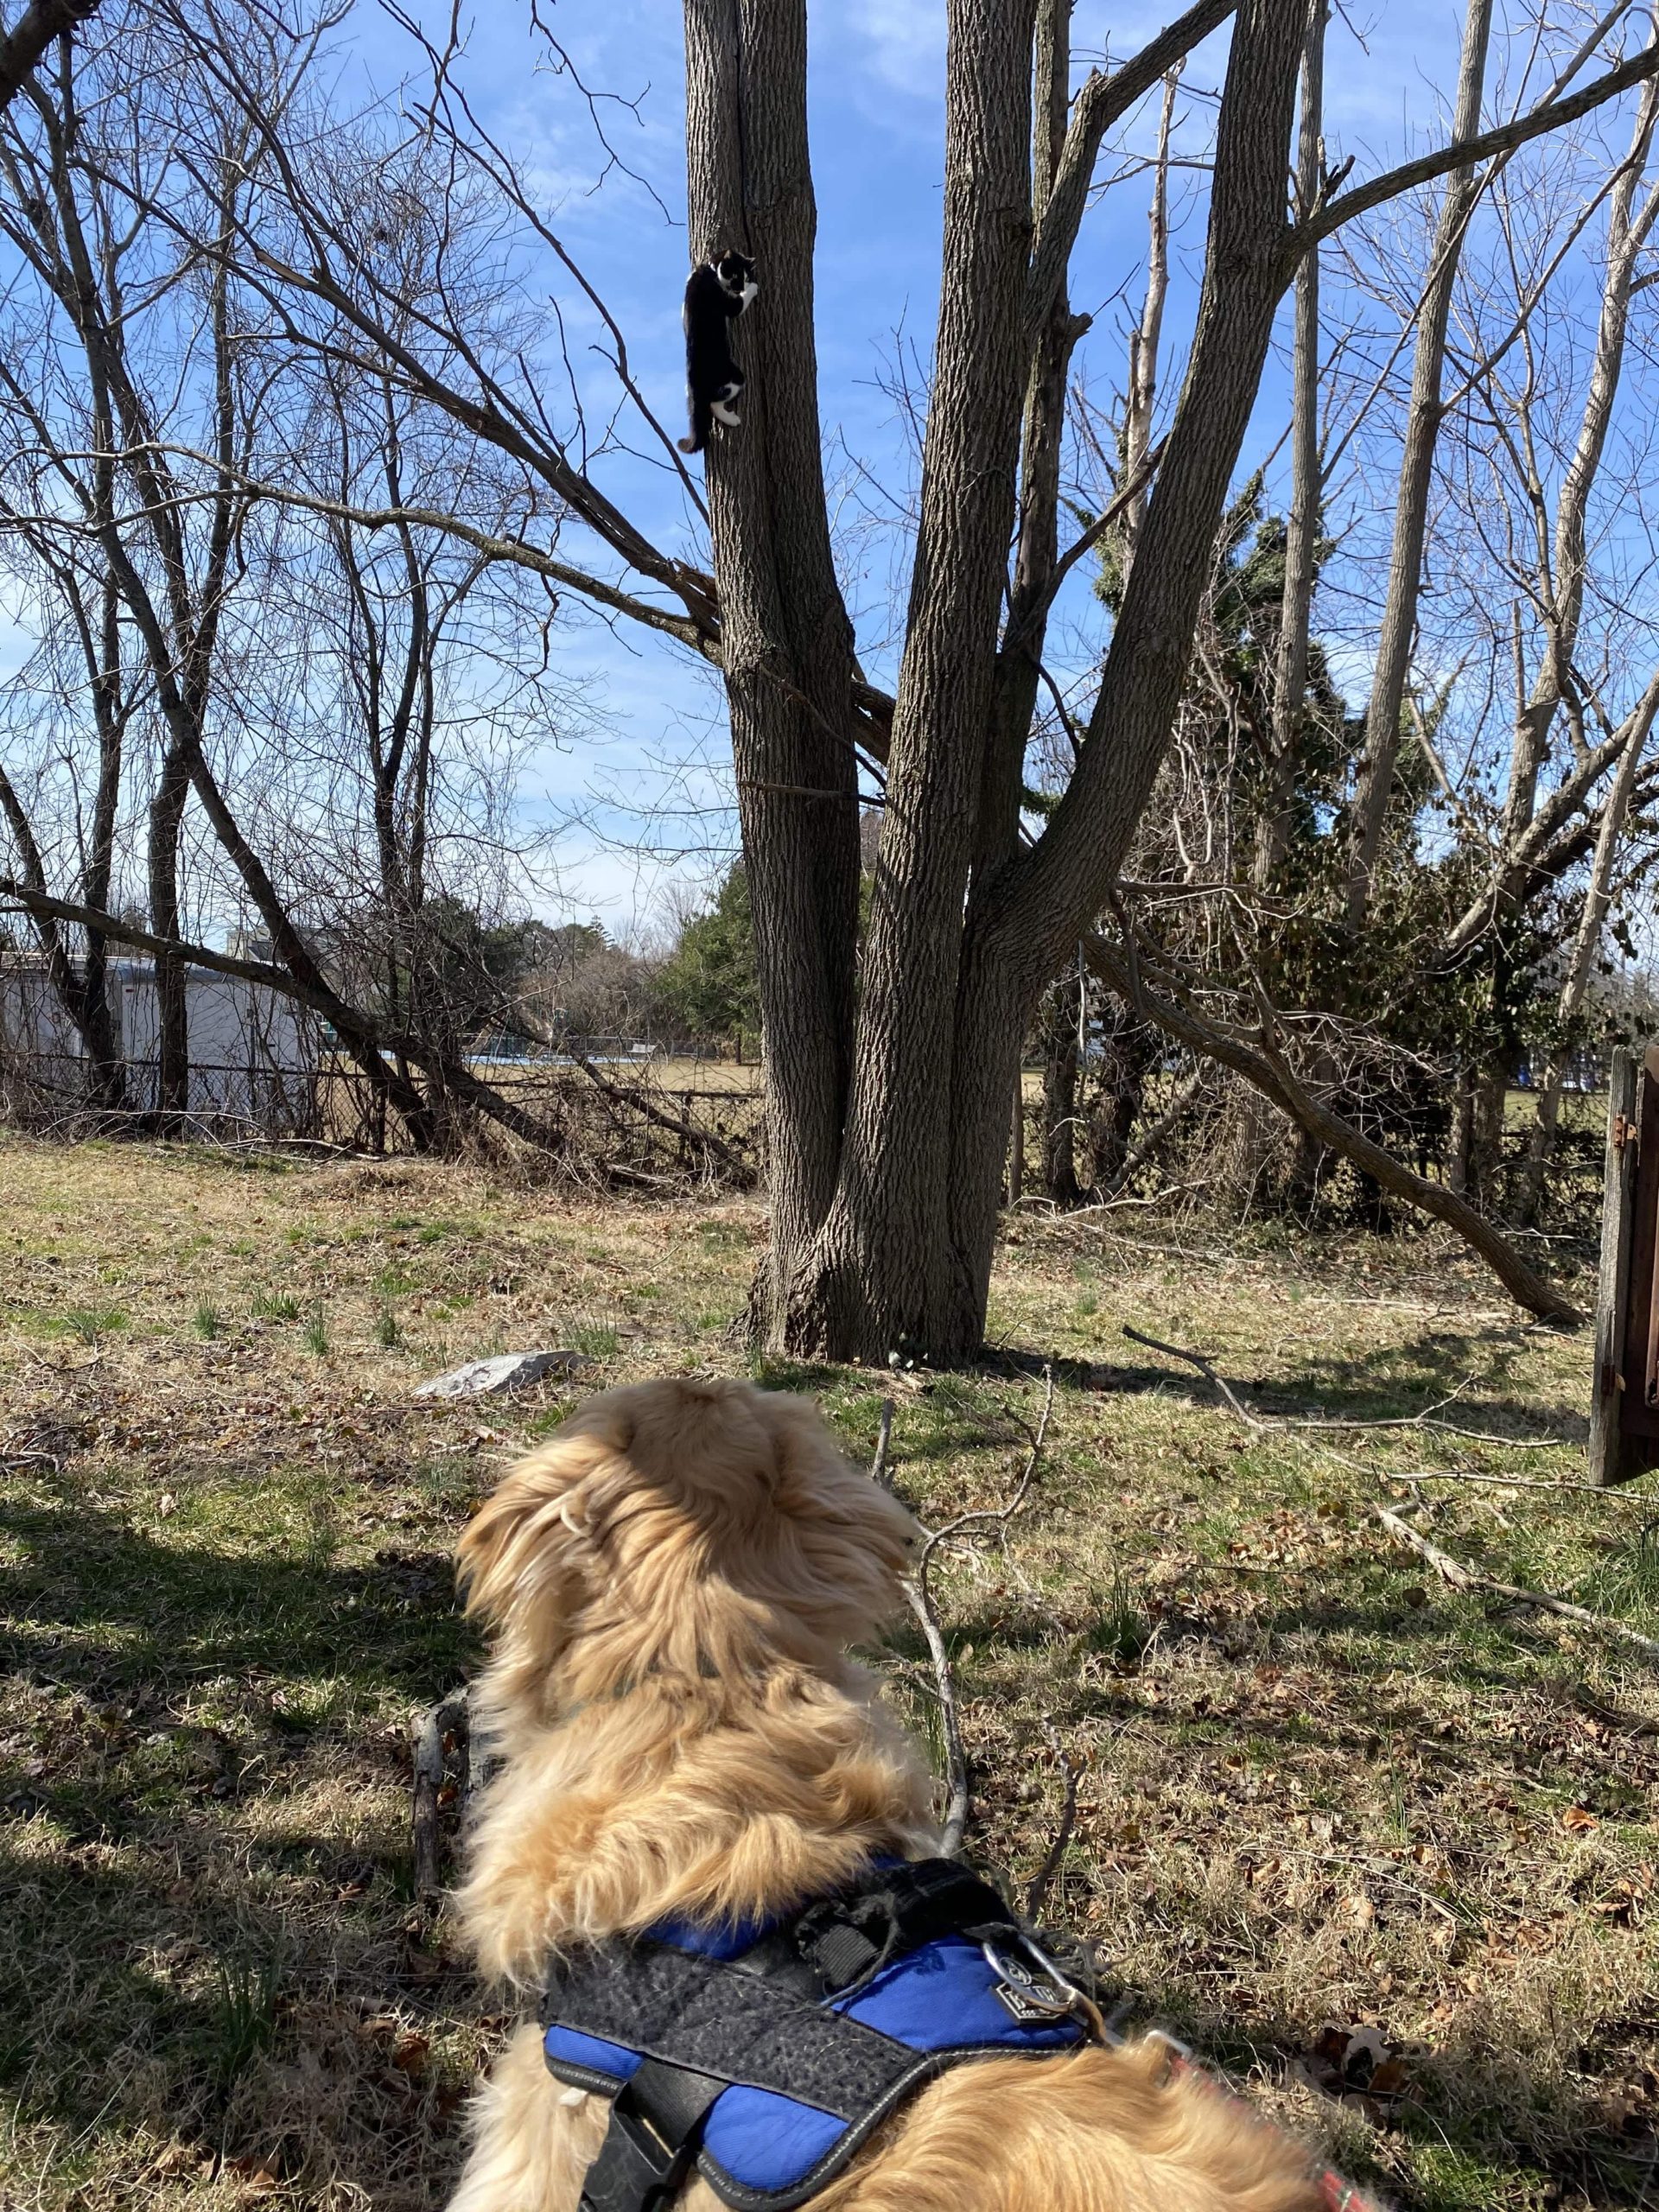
1, 1132, 1653, 2209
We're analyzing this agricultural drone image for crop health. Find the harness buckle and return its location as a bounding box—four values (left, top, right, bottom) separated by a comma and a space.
580, 2094, 690, 2212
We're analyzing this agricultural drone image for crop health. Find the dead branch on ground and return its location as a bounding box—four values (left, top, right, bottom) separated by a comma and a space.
1025, 1725, 1083, 1922
1374, 1503, 1659, 1658
1122, 1321, 1574, 1449
877, 1372, 1057, 1860
410, 1692, 467, 1897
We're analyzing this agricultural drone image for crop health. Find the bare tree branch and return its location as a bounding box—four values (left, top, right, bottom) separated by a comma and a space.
1295, 36, 1659, 260
1084, 931, 1581, 1326
0, 0, 100, 117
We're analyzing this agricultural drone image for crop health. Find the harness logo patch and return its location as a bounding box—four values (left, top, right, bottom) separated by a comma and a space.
993, 1978, 1058, 2024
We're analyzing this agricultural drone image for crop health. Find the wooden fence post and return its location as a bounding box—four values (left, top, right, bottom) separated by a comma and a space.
1590, 1046, 1638, 1486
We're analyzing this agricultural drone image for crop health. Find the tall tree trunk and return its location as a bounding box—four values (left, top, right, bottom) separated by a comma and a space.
938, 0, 1307, 1360
146, 737, 191, 1128
988, 0, 1088, 865
78, 567, 126, 1114
684, 0, 862, 1338
1258, 0, 1325, 887
785, 0, 1042, 1360
1041, 969, 1084, 1205
1122, 69, 1178, 565
1344, 0, 1493, 929
1519, 677, 1658, 1221
1485, 68, 1659, 929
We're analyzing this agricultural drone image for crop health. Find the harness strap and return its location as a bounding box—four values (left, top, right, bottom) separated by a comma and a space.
547, 1859, 1092, 2212
792, 1860, 1019, 1993
544, 1938, 917, 2119
579, 2059, 728, 2212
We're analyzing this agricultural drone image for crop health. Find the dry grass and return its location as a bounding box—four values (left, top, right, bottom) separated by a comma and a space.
1, 1132, 1655, 2211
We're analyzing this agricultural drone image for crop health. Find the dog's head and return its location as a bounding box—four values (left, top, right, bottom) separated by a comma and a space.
457, 1378, 918, 1715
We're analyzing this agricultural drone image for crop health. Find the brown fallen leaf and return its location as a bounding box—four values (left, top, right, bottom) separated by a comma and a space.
1563, 1805, 1599, 1834
391, 2029, 430, 2075
221, 2151, 282, 2193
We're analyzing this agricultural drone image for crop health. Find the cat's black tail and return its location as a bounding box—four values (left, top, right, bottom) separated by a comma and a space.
678, 402, 708, 455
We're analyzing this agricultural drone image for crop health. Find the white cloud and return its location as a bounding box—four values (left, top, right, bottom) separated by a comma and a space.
831, 0, 946, 100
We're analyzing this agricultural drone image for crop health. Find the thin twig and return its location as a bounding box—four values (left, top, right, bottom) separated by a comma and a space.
1122, 1324, 1572, 1448
1122, 1323, 1262, 1425
896, 1370, 1056, 1860
870, 1398, 895, 1491
916, 1368, 1058, 1573
904, 1578, 971, 1859
1392, 1468, 1647, 1499
1374, 1504, 1659, 1660
1026, 1726, 1083, 1922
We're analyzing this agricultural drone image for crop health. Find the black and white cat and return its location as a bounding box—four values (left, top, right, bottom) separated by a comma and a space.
677, 250, 758, 455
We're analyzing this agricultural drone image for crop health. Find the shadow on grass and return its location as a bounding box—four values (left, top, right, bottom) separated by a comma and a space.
982, 1324, 1589, 1446
0, 1826, 473, 2203
0, 1492, 473, 1708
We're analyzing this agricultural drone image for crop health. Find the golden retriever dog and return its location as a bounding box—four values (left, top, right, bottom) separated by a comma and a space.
448, 1376, 1333, 2212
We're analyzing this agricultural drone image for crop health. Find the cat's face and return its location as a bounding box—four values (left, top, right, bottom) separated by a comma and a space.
715, 251, 758, 296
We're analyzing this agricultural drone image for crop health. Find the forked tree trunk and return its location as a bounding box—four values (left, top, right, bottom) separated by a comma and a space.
691, 0, 1307, 1362
936, 0, 1307, 1357
786, 0, 1042, 1362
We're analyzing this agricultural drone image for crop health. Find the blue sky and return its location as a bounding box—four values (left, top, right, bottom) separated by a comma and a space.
333, 0, 1613, 937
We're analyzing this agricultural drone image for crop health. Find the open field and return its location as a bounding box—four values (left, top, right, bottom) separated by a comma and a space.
1, 1135, 1656, 2210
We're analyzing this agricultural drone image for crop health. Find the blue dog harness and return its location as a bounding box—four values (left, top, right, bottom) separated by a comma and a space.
542, 1858, 1097, 2212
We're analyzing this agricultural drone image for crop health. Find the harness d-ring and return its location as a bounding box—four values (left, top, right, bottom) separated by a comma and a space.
979, 1937, 1109, 2044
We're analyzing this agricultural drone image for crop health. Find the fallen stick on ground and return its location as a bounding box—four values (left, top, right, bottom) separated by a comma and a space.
903, 1579, 971, 1859
916, 1366, 1058, 1562
1025, 1726, 1082, 1923
1122, 1323, 1263, 1426
410, 1691, 480, 1895
1373, 1503, 1659, 1661
1122, 1323, 1573, 1449
1391, 1468, 1646, 1499
869, 1397, 895, 1491
880, 1372, 1055, 1860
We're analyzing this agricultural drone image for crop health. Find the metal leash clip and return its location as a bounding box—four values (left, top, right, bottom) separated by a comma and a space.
980, 1936, 1109, 2044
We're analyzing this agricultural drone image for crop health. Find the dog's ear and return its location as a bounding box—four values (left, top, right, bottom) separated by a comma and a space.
756, 1389, 920, 1651
456, 1404, 626, 1641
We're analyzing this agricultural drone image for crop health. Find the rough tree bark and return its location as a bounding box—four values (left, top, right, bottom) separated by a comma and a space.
685, 0, 1309, 1360
935, 0, 1311, 1357
683, 0, 862, 1339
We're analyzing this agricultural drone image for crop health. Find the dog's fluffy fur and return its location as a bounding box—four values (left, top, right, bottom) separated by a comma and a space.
449, 1377, 1324, 2212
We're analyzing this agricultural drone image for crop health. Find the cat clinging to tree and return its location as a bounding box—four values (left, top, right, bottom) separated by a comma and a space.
678, 250, 757, 454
